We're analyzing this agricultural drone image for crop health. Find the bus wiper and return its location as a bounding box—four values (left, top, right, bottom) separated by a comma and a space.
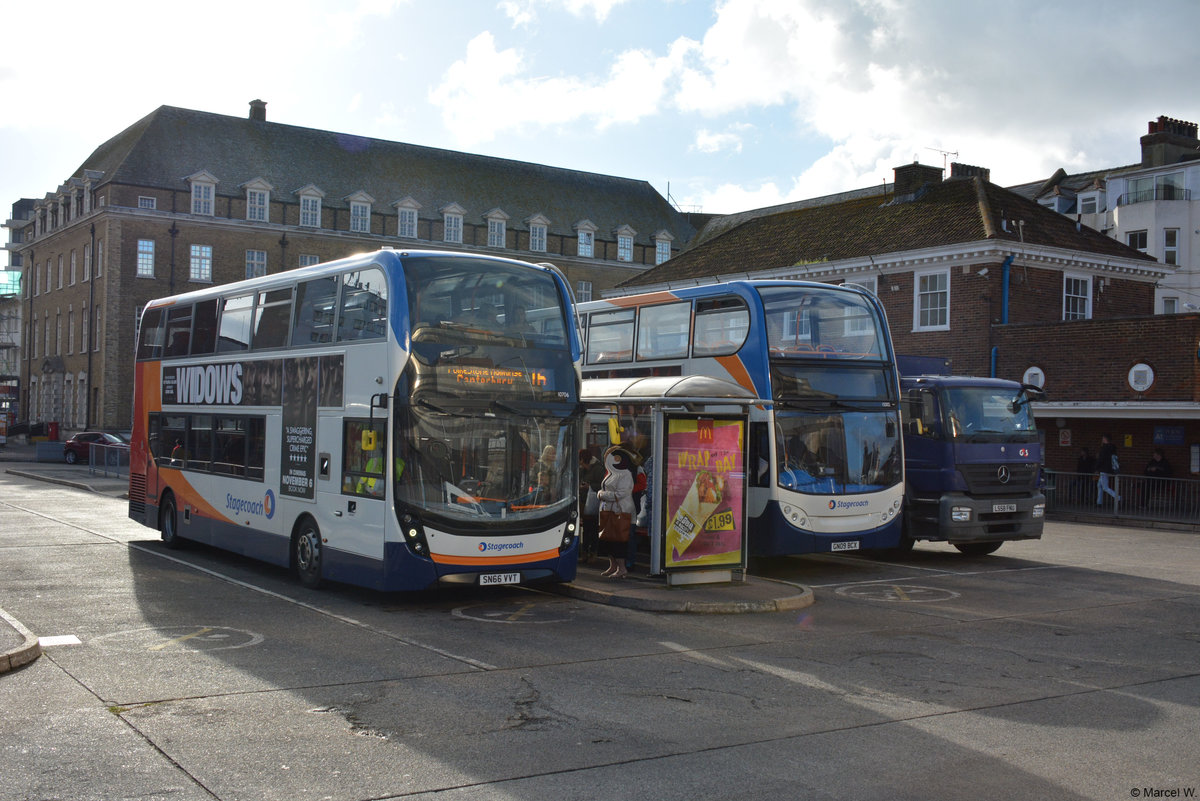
417, 398, 451, 414
491, 399, 523, 415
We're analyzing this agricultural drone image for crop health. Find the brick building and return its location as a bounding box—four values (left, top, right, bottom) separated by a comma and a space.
614, 162, 1200, 477
4, 101, 700, 432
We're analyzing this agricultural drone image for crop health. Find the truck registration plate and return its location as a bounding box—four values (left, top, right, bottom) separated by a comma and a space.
992, 503, 1018, 513
831, 540, 860, 552
479, 572, 521, 586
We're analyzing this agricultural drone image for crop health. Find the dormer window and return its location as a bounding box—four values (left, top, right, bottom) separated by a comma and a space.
295, 185, 325, 228
614, 225, 636, 262
393, 196, 421, 238
346, 191, 375, 233
575, 220, 598, 258
484, 208, 509, 248
653, 230, 674, 265
186, 171, 218, 216
527, 213, 550, 253
243, 178, 273, 222
441, 203, 466, 244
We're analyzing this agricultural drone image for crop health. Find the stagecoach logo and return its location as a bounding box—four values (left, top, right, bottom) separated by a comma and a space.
829, 499, 870, 510
478, 541, 525, 553
997, 465, 1011, 484
226, 488, 276, 520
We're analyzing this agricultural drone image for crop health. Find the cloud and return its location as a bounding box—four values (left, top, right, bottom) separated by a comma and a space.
691, 129, 744, 155
500, 0, 631, 25
430, 31, 679, 144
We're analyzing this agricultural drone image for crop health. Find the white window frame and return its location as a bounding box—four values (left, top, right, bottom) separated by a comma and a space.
57, 255, 63, 289
1163, 296, 1179, 315
397, 208, 418, 238
296, 185, 326, 228
190, 244, 213, 282
488, 218, 506, 248
70, 251, 77, 286
245, 249, 267, 279
299, 254, 320, 267
82, 307, 89, 352
138, 196, 157, 210
914, 268, 950, 331
136, 239, 155, 278
614, 225, 637, 263
442, 203, 465, 244
575, 221, 597, 258
350, 201, 371, 233
94, 307, 101, 352
576, 281, 593, 303
1128, 230, 1148, 253
655, 239, 671, 265
530, 223, 547, 252
67, 309, 74, 355
1164, 228, 1179, 265
188, 173, 216, 216
247, 189, 269, 222
1063, 273, 1092, 321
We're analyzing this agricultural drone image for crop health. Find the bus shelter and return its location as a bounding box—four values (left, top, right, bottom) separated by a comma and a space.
581, 375, 768, 586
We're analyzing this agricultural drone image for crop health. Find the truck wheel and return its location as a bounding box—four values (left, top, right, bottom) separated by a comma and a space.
953, 541, 1002, 556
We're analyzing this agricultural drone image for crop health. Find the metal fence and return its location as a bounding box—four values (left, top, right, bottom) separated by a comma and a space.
1045, 469, 1200, 525
90, 443, 129, 480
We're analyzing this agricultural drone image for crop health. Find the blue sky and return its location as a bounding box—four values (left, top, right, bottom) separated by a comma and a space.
3, 0, 1199, 219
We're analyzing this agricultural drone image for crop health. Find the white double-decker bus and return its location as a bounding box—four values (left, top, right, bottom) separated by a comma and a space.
128, 249, 583, 590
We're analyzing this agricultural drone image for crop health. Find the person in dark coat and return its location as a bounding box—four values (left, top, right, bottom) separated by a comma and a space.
1096, 434, 1120, 505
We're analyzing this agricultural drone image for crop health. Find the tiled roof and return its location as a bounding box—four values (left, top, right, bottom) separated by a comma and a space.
618, 176, 1155, 288
75, 105, 697, 248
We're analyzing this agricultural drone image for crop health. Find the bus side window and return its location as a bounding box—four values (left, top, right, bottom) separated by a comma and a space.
693, 297, 749, 356
218, 295, 253, 352
748, 422, 771, 487
137, 308, 165, 360
342, 419, 385, 497
292, 277, 339, 346
191, 299, 219, 355
164, 305, 193, 358
338, 269, 388, 342
252, 288, 294, 351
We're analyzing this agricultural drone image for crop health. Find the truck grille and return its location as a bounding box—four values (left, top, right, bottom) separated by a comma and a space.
961, 463, 1038, 495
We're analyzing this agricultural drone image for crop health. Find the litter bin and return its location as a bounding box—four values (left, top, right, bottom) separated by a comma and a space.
48, 421, 60, 441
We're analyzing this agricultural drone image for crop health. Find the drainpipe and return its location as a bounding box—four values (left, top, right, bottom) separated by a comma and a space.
86, 224, 95, 427
993, 254, 1016, 378
1001, 254, 1015, 324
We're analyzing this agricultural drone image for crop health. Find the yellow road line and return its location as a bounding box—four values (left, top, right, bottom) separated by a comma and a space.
149, 627, 214, 651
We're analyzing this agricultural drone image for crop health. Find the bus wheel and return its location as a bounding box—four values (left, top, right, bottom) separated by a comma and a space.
160, 493, 184, 550
293, 519, 324, 589
953, 541, 1003, 556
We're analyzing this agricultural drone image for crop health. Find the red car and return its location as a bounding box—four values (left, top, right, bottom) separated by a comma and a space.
64, 431, 128, 464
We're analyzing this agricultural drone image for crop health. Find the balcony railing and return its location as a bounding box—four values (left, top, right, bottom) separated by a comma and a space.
1116, 187, 1192, 206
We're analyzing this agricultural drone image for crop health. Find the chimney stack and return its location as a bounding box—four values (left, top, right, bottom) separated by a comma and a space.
949, 162, 990, 183
893, 162, 944, 196
249, 99, 267, 122
1140, 115, 1199, 167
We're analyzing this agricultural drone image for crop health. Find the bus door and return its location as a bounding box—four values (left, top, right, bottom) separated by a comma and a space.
319, 414, 388, 566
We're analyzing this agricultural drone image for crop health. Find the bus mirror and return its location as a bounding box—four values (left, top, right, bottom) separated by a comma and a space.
362, 430, 377, 451
607, 416, 624, 445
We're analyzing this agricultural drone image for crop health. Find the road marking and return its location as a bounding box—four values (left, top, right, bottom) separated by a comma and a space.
148, 626, 214, 651
834, 584, 961, 603
38, 634, 82, 647
452, 601, 573, 625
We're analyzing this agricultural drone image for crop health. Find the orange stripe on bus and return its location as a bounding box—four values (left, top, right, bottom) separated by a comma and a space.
715, 354, 757, 395
430, 548, 561, 566
607, 291, 677, 307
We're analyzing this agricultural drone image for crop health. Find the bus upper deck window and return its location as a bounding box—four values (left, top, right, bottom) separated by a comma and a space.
191, 299, 219, 355
164, 305, 193, 358
137, 307, 165, 360
218, 295, 253, 352
338, 269, 388, 341
693, 297, 748, 356
252, 288, 294, 351
292, 277, 339, 346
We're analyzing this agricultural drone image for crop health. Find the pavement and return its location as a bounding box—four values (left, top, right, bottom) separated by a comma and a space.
0, 439, 813, 673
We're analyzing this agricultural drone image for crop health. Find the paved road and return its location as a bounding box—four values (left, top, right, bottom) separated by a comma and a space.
1, 469, 1197, 800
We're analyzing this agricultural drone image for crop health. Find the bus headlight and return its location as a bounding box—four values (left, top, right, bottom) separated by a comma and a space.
1032, 503, 1045, 518
951, 506, 972, 522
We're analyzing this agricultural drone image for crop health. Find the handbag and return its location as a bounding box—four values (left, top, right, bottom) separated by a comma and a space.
584, 488, 600, 516
598, 509, 631, 543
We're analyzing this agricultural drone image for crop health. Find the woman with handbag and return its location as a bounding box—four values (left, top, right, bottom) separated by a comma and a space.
596, 445, 636, 578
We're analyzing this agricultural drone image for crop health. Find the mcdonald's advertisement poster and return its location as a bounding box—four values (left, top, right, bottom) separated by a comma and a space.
663, 417, 745, 569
